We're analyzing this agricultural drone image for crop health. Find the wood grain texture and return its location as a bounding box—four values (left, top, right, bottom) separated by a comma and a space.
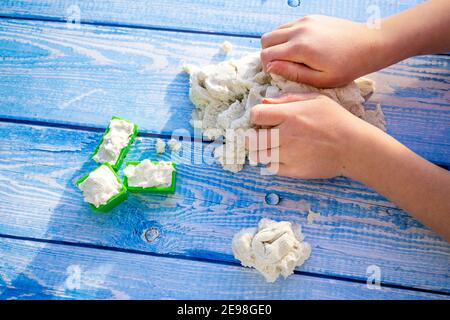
0, 237, 446, 300
1, 0, 448, 301
0, 122, 449, 293
0, 19, 449, 165
0, 0, 424, 37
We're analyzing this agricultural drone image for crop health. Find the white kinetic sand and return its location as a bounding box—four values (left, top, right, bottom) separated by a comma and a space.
124, 159, 174, 188
78, 165, 122, 208
93, 119, 134, 165
232, 218, 311, 283
184, 52, 385, 172
221, 41, 233, 54
167, 138, 181, 152
307, 210, 321, 224
155, 138, 166, 154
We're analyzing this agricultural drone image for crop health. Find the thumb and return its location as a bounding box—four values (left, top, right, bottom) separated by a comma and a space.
267, 60, 323, 87
262, 92, 320, 104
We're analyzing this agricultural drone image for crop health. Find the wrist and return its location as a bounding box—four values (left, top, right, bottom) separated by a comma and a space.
339, 120, 381, 182
364, 24, 404, 73
353, 23, 400, 78
375, 16, 424, 67
357, 17, 419, 78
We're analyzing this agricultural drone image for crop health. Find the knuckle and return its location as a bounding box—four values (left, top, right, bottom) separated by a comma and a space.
290, 115, 307, 130
304, 14, 319, 21
292, 25, 307, 34
300, 15, 314, 23
291, 40, 306, 52
260, 33, 270, 47
293, 114, 303, 124
260, 49, 270, 63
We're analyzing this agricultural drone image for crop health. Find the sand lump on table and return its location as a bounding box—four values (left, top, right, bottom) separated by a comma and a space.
183, 52, 385, 172
232, 218, 311, 282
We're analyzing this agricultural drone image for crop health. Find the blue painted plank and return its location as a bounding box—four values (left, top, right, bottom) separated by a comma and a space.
0, 237, 446, 300
0, 122, 449, 293
0, 19, 449, 165
0, 0, 425, 37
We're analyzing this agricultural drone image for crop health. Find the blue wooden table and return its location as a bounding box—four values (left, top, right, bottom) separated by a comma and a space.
0, 0, 449, 300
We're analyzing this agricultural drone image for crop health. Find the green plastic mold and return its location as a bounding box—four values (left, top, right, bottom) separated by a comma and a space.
123, 161, 177, 194
92, 116, 138, 171
76, 163, 128, 213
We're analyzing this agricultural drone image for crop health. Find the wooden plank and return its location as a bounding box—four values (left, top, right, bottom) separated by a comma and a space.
0, 19, 449, 165
0, 122, 449, 293
0, 237, 446, 300
0, 0, 425, 37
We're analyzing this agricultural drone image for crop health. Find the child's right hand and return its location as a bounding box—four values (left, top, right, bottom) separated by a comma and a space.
260, 15, 385, 88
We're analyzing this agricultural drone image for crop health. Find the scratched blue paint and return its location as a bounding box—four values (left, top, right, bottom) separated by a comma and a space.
0, 274, 50, 300
0, 0, 449, 300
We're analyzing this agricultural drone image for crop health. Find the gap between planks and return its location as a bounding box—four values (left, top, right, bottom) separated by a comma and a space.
0, 15, 262, 39
1, 232, 449, 297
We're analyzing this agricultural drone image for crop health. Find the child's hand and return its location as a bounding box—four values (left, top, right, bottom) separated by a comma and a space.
260, 15, 384, 88
256, 1, 450, 242
249, 93, 369, 179
250, 92, 450, 242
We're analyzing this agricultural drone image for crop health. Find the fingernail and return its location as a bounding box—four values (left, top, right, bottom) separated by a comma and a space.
266, 62, 273, 71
